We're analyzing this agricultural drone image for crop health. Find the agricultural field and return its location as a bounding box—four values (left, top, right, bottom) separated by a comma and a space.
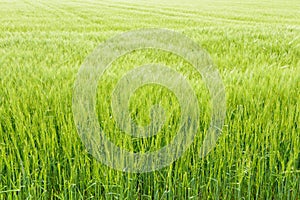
0, 0, 299, 199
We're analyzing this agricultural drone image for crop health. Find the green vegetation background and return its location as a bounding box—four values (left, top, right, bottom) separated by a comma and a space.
0, 0, 299, 199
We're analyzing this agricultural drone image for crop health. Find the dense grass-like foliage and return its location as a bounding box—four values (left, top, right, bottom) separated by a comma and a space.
0, 0, 299, 199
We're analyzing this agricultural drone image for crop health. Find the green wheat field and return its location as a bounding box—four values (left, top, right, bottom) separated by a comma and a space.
0, 0, 299, 199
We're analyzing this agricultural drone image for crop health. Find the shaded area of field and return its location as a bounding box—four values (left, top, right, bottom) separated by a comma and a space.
0, 0, 299, 199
